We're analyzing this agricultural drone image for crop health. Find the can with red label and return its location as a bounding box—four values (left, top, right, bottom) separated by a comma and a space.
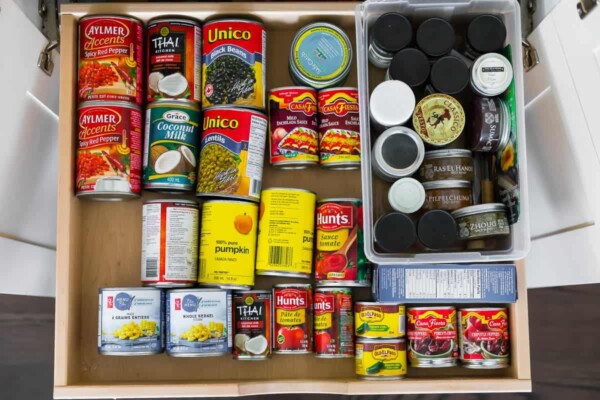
233, 291, 272, 360
314, 287, 354, 358
459, 308, 509, 369
407, 306, 459, 368
268, 87, 319, 169
76, 101, 143, 200
273, 284, 313, 354
317, 87, 361, 169
315, 199, 370, 286
78, 15, 144, 105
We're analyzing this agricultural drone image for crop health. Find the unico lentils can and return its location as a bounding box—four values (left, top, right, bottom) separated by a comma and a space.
198, 200, 258, 290
314, 287, 354, 358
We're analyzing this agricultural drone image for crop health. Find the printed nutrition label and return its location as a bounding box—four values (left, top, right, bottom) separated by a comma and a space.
141, 203, 161, 281
405, 269, 482, 299
165, 207, 199, 280
246, 115, 268, 197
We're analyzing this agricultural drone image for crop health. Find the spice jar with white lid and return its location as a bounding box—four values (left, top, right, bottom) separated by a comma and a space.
388, 178, 426, 214
372, 127, 425, 182
370, 81, 416, 129
470, 53, 513, 97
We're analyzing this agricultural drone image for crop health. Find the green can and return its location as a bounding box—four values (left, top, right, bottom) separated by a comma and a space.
143, 99, 201, 192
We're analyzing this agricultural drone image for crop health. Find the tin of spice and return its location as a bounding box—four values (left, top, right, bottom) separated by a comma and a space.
419, 149, 474, 182
416, 18, 455, 58
202, 19, 266, 109
459, 307, 510, 368
429, 55, 470, 95
407, 306, 459, 368
318, 87, 361, 169
465, 15, 507, 59
256, 188, 316, 279
370, 80, 416, 129
471, 53, 513, 97
355, 302, 406, 339
314, 287, 354, 358
78, 15, 143, 105
385, 48, 430, 88
355, 338, 407, 380
233, 291, 272, 360
290, 23, 352, 89
147, 17, 202, 102
388, 178, 425, 214
472, 96, 510, 152
268, 87, 319, 169
452, 204, 510, 240
143, 100, 201, 192
422, 180, 472, 212
374, 212, 417, 253
369, 13, 413, 69
412, 94, 466, 147
273, 284, 313, 354
76, 101, 142, 200
141, 200, 199, 287
417, 210, 459, 250
371, 126, 425, 182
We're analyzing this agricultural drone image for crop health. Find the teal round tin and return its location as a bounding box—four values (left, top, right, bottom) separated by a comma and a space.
143, 99, 201, 192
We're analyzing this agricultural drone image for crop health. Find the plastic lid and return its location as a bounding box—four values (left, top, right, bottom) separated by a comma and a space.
370, 81, 416, 127
374, 212, 417, 253
388, 48, 430, 88
372, 13, 413, 53
417, 210, 458, 250
467, 15, 507, 54
471, 53, 513, 97
388, 178, 426, 214
430, 56, 470, 95
416, 18, 455, 57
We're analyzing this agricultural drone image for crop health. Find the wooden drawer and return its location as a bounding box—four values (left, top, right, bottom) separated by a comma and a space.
54, 2, 531, 398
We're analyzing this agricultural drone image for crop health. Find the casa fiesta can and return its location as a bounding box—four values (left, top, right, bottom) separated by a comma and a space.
141, 200, 199, 287
256, 188, 316, 278
407, 306, 459, 368
143, 100, 201, 192
355, 338, 407, 380
197, 106, 267, 202
459, 308, 510, 368
314, 287, 354, 358
76, 101, 142, 200
273, 284, 313, 354
78, 15, 143, 105
355, 302, 406, 339
233, 291, 272, 360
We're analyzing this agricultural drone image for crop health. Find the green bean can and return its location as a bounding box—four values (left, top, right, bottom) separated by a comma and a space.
143, 99, 201, 192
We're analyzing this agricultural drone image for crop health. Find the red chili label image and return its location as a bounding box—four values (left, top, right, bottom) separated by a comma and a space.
407, 307, 459, 365
314, 289, 353, 357
273, 287, 313, 353
460, 309, 510, 362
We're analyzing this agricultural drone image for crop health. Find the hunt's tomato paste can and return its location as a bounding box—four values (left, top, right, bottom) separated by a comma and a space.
76, 101, 142, 200
314, 287, 354, 358
459, 308, 510, 369
78, 15, 143, 105
315, 199, 370, 286
407, 306, 459, 368
273, 284, 313, 354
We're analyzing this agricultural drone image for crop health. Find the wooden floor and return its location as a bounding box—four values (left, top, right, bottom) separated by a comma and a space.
2, 285, 600, 400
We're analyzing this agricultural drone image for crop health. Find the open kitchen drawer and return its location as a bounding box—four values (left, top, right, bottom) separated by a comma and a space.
54, 2, 531, 398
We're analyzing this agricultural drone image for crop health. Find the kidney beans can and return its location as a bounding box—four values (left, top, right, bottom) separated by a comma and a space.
256, 188, 316, 278
76, 101, 142, 200
355, 338, 407, 380
459, 308, 509, 369
78, 15, 143, 105
355, 302, 406, 338
407, 306, 459, 367
202, 20, 266, 109
315, 199, 369, 287
318, 88, 361, 170
273, 284, 313, 354
166, 289, 232, 357
98, 287, 164, 355
196, 106, 267, 202
314, 287, 354, 358
141, 200, 199, 287
268, 87, 319, 169
198, 200, 258, 290
147, 17, 202, 102
233, 291, 272, 360
143, 100, 201, 192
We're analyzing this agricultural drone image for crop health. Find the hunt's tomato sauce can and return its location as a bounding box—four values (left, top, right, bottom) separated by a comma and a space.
315, 199, 370, 286
273, 284, 313, 354
76, 101, 142, 200
233, 291, 272, 360
459, 308, 510, 369
78, 15, 143, 105
314, 287, 353, 358
407, 306, 459, 368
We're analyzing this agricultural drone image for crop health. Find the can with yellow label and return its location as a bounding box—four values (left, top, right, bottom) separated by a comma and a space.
355, 338, 407, 380
256, 188, 316, 278
355, 302, 406, 339
198, 200, 258, 289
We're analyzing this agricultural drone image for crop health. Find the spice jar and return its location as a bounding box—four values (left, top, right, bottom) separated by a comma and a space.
416, 18, 455, 58
417, 210, 458, 250
412, 94, 465, 147
370, 81, 416, 129
472, 97, 510, 152
452, 203, 510, 239
385, 48, 430, 89
422, 180, 472, 212
369, 13, 413, 69
388, 178, 425, 214
372, 127, 425, 182
465, 15, 507, 59
429, 55, 470, 95
470, 53, 513, 97
374, 212, 417, 253
419, 149, 473, 182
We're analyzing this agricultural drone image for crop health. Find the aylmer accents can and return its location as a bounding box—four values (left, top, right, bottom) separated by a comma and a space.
452, 203, 510, 240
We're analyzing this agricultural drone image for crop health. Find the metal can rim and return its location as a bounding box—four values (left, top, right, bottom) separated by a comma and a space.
422, 180, 472, 190
202, 199, 259, 206
318, 87, 359, 95
356, 338, 406, 344
355, 302, 404, 307
269, 86, 317, 94
261, 187, 316, 195
78, 101, 142, 111
424, 149, 473, 160
148, 16, 202, 26
80, 14, 143, 25
273, 283, 313, 289
317, 198, 361, 204
99, 287, 162, 292
451, 203, 507, 218
202, 105, 267, 117
314, 287, 353, 293
144, 199, 199, 206
234, 290, 271, 294
408, 306, 456, 311
459, 307, 508, 312
167, 288, 228, 294
147, 99, 201, 111
203, 18, 265, 28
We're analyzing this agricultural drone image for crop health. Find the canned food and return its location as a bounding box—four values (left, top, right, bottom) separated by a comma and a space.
314, 287, 353, 358
256, 188, 316, 278
407, 306, 459, 368
78, 15, 143, 105
459, 308, 510, 368
233, 291, 272, 360
76, 101, 142, 200
273, 284, 313, 354
147, 17, 202, 102
318, 88, 361, 170
315, 199, 369, 287
355, 338, 407, 380
196, 107, 267, 202
141, 200, 199, 287
143, 100, 201, 192
198, 200, 258, 290
268, 87, 319, 169
98, 287, 164, 355
166, 289, 231, 357
202, 19, 266, 109
355, 302, 405, 338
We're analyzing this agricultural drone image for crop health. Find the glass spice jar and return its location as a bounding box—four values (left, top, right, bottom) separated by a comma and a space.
452, 203, 510, 240
418, 149, 474, 182
422, 180, 472, 212
472, 96, 511, 153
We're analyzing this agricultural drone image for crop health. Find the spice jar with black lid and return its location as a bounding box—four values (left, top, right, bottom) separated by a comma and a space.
417, 210, 459, 250
372, 126, 425, 182
416, 18, 455, 58
385, 48, 430, 89
374, 212, 417, 253
428, 55, 470, 95
369, 13, 413, 69
465, 15, 507, 59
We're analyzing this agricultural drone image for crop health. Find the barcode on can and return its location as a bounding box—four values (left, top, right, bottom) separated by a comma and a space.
145, 258, 159, 279
250, 179, 261, 198
199, 258, 207, 278
268, 246, 293, 267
